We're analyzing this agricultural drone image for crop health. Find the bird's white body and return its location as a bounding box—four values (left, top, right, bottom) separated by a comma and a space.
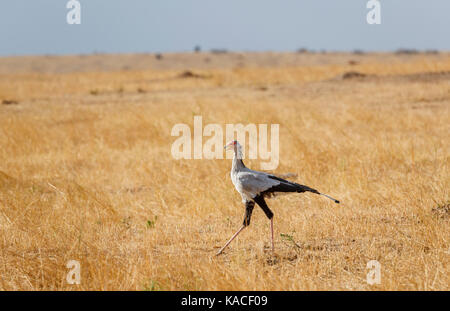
230, 144, 279, 202
231, 169, 279, 202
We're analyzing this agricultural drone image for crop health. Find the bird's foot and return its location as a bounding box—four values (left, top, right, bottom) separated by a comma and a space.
215, 247, 226, 256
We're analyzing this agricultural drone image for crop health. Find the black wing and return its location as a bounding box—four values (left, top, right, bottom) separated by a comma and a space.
261, 175, 320, 197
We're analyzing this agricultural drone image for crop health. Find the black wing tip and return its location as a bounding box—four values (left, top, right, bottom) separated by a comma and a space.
335, 200, 340, 204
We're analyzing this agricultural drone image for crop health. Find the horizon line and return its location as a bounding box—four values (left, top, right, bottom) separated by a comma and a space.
1, 48, 448, 58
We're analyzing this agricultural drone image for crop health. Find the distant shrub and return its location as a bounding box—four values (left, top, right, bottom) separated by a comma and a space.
210, 48, 228, 54
395, 49, 419, 55
352, 49, 365, 55
1, 99, 19, 105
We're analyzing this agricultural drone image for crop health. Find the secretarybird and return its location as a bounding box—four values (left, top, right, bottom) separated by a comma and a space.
216, 140, 340, 255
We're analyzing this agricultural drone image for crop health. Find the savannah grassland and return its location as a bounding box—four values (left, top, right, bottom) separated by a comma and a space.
0, 52, 448, 290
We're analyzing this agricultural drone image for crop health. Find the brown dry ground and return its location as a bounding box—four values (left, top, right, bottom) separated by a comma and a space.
0, 52, 449, 290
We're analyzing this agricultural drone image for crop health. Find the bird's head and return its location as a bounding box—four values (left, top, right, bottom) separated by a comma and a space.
224, 140, 243, 158
224, 140, 240, 151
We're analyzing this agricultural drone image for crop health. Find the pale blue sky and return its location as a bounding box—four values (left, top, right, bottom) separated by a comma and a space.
0, 1, 449, 56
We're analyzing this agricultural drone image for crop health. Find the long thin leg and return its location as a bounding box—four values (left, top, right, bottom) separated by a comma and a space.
216, 201, 254, 256
253, 195, 275, 252
216, 225, 245, 256
270, 217, 274, 252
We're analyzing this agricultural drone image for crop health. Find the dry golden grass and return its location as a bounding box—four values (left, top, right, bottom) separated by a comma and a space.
0, 52, 449, 290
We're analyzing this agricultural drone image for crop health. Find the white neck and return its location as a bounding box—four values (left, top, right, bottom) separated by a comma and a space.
232, 147, 245, 172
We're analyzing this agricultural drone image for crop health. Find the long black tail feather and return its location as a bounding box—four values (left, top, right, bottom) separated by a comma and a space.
264, 175, 340, 204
